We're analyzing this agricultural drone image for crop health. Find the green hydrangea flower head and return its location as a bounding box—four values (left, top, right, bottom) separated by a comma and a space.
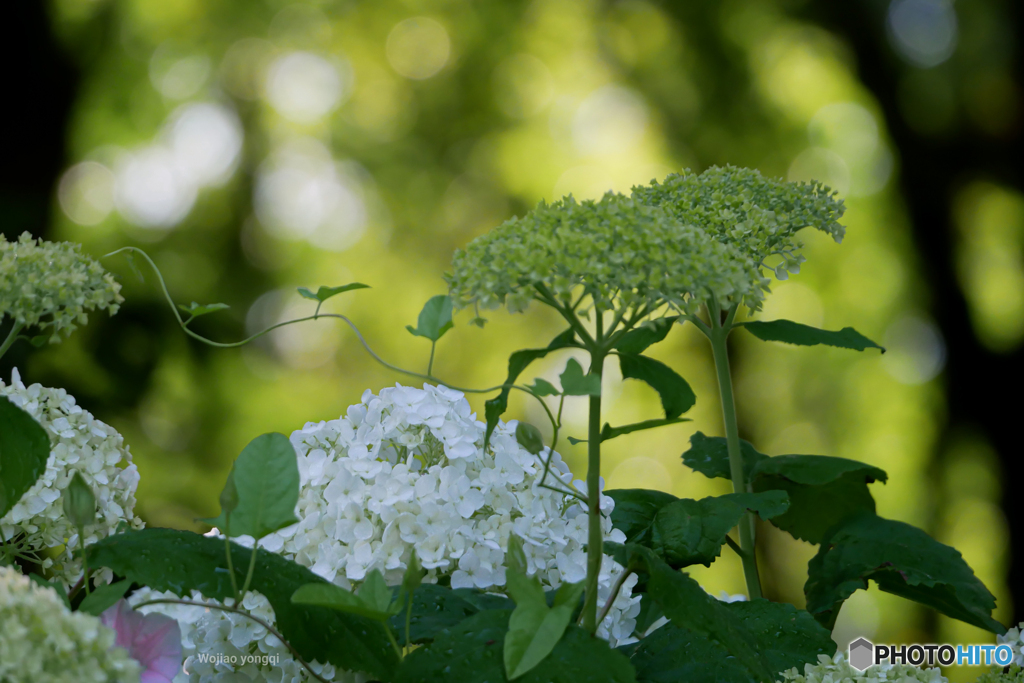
0, 232, 123, 343
446, 192, 763, 319
978, 666, 1024, 683
631, 165, 846, 284
778, 652, 946, 683
0, 566, 141, 682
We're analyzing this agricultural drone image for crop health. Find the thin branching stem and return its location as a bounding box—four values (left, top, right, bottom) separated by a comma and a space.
596, 566, 634, 627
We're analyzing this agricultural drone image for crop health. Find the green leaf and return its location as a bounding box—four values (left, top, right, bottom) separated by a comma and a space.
0, 396, 50, 518
297, 283, 371, 303
504, 556, 584, 680
600, 418, 690, 443
85, 528, 398, 677
627, 544, 773, 683
406, 295, 454, 342
515, 422, 545, 456
614, 317, 679, 355
559, 358, 601, 396
292, 576, 392, 622
77, 579, 131, 616
484, 329, 578, 446
618, 354, 695, 419
526, 378, 560, 397
29, 574, 71, 610
740, 319, 884, 352
805, 513, 1004, 633
681, 432, 766, 481
607, 489, 679, 546
388, 584, 513, 644
63, 471, 97, 529
397, 609, 637, 683
566, 436, 586, 445
629, 599, 835, 683
177, 301, 230, 321
359, 570, 395, 617
651, 492, 790, 569
751, 455, 887, 544
203, 433, 299, 540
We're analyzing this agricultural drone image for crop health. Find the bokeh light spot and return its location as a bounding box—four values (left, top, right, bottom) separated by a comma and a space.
58, 161, 116, 226
265, 51, 347, 124
886, 0, 958, 68
386, 17, 451, 80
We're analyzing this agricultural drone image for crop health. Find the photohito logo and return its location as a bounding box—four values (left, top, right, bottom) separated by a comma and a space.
848, 638, 1016, 671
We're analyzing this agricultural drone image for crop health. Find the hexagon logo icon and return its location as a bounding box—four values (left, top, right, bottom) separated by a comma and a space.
849, 638, 874, 671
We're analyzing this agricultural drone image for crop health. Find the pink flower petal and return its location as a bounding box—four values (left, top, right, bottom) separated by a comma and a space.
101, 599, 182, 683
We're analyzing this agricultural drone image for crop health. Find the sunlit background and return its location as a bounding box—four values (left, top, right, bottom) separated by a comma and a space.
3, 0, 1022, 678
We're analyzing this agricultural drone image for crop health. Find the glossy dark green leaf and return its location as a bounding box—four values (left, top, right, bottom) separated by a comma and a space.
484, 329, 578, 446
177, 301, 230, 321
607, 489, 679, 546
297, 283, 370, 303
559, 358, 601, 396
0, 396, 50, 518
805, 513, 1004, 633
614, 317, 679, 355
515, 422, 545, 456
396, 609, 637, 683
292, 577, 391, 622
619, 354, 695, 419
85, 528, 398, 678
626, 544, 773, 683
681, 432, 767, 481
740, 320, 884, 352
526, 378, 560, 397
406, 295, 455, 341
203, 433, 299, 540
77, 579, 131, 616
63, 471, 97, 529
600, 418, 690, 442
651, 492, 789, 568
750, 455, 887, 544
629, 599, 835, 683
388, 584, 514, 644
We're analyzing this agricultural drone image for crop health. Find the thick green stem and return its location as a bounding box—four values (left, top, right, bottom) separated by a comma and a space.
0, 321, 23, 360
708, 317, 762, 600
581, 349, 606, 634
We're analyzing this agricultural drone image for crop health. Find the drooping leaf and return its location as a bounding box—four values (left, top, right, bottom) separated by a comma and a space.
739, 320, 884, 352
203, 433, 299, 541
805, 513, 1004, 633
388, 584, 514, 644
63, 471, 97, 529
629, 599, 835, 683
559, 358, 601, 396
607, 489, 679, 546
85, 528, 398, 678
0, 396, 50, 518
618, 354, 695, 419
297, 283, 370, 303
77, 579, 131, 616
614, 317, 679, 355
177, 302, 230, 321
626, 544, 773, 683
526, 378, 560, 397
292, 578, 392, 622
750, 455, 887, 544
650, 492, 790, 568
515, 422, 545, 456
504, 563, 584, 680
396, 609, 637, 683
600, 418, 690, 443
484, 329, 579, 445
406, 295, 455, 342
681, 432, 767, 481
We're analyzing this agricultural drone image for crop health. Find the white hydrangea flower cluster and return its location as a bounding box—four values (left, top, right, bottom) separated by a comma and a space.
142, 383, 640, 682
0, 565, 141, 683
0, 369, 144, 586
778, 652, 947, 683
131, 588, 339, 683
999, 623, 1024, 667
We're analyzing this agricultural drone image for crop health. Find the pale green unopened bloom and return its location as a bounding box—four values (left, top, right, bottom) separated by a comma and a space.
778, 652, 946, 683
631, 166, 846, 289
447, 192, 762, 318
0, 232, 123, 343
0, 566, 141, 683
